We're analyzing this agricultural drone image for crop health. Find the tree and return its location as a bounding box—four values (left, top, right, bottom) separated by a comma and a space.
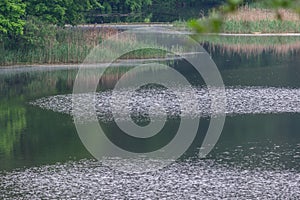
97, 0, 152, 13
0, 0, 26, 36
125, 0, 152, 12
25, 0, 102, 25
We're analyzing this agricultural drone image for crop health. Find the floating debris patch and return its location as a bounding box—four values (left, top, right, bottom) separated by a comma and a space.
0, 159, 299, 199
30, 86, 300, 122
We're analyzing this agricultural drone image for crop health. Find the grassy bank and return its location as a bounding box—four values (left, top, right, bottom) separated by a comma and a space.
222, 20, 300, 33
0, 29, 168, 66
188, 5, 300, 34
0, 23, 102, 66
2, 5, 299, 66
197, 35, 300, 56
0, 18, 169, 66
222, 6, 300, 33
184, 5, 300, 56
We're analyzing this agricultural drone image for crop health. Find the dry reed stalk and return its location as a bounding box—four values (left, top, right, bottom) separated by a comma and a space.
208, 41, 300, 56
82, 27, 137, 48
225, 5, 300, 21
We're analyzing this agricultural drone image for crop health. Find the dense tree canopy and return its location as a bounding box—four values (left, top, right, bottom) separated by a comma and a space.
25, 0, 102, 25
0, 0, 25, 36
0, 0, 299, 37
0, 0, 102, 37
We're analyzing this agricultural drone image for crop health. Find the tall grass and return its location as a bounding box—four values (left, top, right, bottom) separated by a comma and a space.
192, 5, 300, 34
225, 5, 299, 22
0, 26, 108, 66
197, 35, 300, 56
221, 5, 300, 33
0, 18, 171, 66
222, 20, 300, 33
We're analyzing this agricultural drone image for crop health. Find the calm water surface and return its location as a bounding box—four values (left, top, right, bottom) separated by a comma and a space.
0, 38, 300, 199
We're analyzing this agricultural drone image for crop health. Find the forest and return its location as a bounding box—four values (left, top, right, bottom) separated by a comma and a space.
0, 0, 299, 65
0, 0, 226, 64
0, 0, 234, 36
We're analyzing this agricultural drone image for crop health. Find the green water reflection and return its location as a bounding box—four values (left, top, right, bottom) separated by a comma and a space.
0, 69, 91, 170
0, 39, 300, 171
0, 100, 26, 156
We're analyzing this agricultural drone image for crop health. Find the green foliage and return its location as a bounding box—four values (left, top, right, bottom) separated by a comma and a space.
223, 0, 244, 12
0, 25, 175, 65
0, 25, 94, 65
0, 0, 102, 38
0, 0, 105, 65
1, 16, 58, 52
25, 0, 102, 25
120, 48, 167, 59
98, 0, 152, 13
1, 0, 300, 66
125, 0, 152, 11
0, 0, 26, 36
91, 0, 213, 23
20, 16, 57, 49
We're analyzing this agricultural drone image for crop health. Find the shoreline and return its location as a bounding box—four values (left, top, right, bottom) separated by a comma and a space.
211, 33, 300, 36
0, 53, 202, 69
66, 23, 300, 35
1, 27, 300, 68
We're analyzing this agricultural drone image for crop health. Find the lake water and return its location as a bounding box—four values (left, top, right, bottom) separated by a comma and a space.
0, 37, 300, 199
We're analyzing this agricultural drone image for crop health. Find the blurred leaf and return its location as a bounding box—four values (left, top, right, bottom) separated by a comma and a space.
188, 19, 206, 33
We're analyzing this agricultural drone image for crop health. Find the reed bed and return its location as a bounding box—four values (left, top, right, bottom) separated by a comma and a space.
222, 20, 300, 33
222, 6, 300, 33
0, 26, 169, 66
0, 27, 104, 66
198, 35, 300, 56
192, 5, 300, 34
225, 5, 299, 22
